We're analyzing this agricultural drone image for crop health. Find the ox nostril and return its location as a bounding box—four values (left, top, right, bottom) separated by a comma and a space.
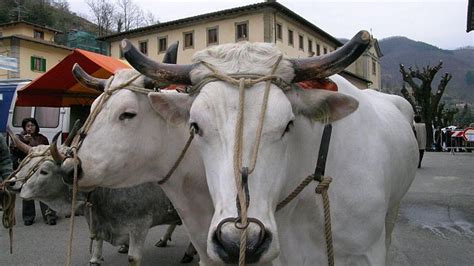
213, 217, 270, 263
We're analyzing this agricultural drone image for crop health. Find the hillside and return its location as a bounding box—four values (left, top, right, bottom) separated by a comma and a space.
0, 0, 97, 44
379, 37, 474, 103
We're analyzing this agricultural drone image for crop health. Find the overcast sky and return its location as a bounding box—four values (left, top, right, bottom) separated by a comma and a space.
68, 0, 473, 50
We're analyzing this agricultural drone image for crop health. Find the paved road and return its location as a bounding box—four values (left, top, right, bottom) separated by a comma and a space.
1, 152, 473, 265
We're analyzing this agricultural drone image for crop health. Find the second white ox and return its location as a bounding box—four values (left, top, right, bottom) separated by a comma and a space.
122, 30, 418, 265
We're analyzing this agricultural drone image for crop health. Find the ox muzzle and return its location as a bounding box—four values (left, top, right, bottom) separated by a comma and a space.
212, 217, 272, 263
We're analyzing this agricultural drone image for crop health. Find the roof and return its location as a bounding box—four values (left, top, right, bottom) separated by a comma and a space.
16, 49, 130, 107
98, 1, 342, 47
0, 20, 62, 34
468, 0, 474, 32
0, 34, 73, 51
371, 39, 383, 58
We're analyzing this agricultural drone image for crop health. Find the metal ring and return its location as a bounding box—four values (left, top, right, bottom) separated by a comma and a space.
234, 217, 250, 230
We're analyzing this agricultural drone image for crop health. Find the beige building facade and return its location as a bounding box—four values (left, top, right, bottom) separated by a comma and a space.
101, 1, 382, 89
0, 21, 72, 80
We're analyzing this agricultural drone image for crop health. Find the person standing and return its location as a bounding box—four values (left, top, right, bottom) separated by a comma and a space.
413, 115, 427, 168
0, 134, 13, 194
10, 118, 58, 225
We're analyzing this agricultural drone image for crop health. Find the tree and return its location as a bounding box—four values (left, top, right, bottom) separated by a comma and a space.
86, 0, 115, 37
399, 61, 452, 148
115, 0, 143, 32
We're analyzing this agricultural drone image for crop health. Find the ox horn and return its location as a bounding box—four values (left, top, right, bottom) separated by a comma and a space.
290, 30, 371, 82
72, 63, 106, 92
121, 39, 194, 85
50, 132, 66, 165
64, 119, 82, 147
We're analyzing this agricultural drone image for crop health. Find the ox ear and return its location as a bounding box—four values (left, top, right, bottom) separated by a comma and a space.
287, 88, 359, 123
148, 92, 194, 125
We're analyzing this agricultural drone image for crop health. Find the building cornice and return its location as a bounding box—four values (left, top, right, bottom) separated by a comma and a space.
97, 1, 342, 47
0, 35, 73, 51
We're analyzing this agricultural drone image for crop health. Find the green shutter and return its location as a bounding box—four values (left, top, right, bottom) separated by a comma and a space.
30, 56, 34, 70
41, 58, 46, 72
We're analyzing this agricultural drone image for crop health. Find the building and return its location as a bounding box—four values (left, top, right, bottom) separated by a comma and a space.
0, 21, 73, 80
99, 0, 382, 89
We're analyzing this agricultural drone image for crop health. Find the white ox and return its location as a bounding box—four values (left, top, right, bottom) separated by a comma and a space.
61, 67, 215, 265
123, 31, 418, 265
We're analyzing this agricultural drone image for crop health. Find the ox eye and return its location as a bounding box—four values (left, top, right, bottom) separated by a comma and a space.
119, 112, 137, 120
282, 120, 294, 137
40, 169, 48, 175
190, 122, 202, 136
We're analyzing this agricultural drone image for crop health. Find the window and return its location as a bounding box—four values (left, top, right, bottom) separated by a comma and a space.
372, 60, 377, 75
12, 107, 59, 128
288, 29, 293, 46
34, 30, 44, 39
35, 107, 60, 128
308, 39, 313, 54
13, 107, 32, 127
207, 27, 219, 46
184, 32, 194, 49
31, 56, 46, 72
236, 21, 248, 41
323, 47, 328, 54
158, 37, 167, 53
299, 35, 304, 50
316, 44, 320, 56
139, 41, 148, 55
276, 23, 282, 40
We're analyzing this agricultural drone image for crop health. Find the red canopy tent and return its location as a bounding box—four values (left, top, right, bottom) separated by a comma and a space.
16, 49, 130, 107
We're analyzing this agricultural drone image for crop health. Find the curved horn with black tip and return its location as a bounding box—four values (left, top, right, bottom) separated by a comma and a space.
64, 119, 82, 147
72, 63, 107, 92
50, 132, 66, 165
121, 39, 194, 85
143, 41, 181, 89
290, 30, 371, 82
163, 41, 179, 64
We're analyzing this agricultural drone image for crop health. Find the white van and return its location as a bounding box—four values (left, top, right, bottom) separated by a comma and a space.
7, 81, 71, 144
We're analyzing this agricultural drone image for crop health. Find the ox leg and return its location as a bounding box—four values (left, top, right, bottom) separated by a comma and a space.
385, 203, 401, 250
180, 243, 197, 263
155, 223, 177, 247
127, 229, 148, 266
89, 239, 104, 265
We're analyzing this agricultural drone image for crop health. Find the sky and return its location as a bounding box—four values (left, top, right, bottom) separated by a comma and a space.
68, 0, 473, 50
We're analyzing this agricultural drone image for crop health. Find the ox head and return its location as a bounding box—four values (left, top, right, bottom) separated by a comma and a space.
122, 31, 369, 263
8, 144, 80, 215
60, 42, 189, 189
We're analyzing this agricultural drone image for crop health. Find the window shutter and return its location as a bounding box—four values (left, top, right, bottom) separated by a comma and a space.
30, 57, 34, 70
41, 58, 46, 72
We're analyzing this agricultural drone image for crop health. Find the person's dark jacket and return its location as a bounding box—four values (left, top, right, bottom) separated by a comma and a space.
10, 131, 48, 169
0, 135, 13, 182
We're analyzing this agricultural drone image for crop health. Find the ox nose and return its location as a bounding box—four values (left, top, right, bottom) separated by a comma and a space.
61, 158, 82, 185
212, 217, 272, 264
5, 178, 22, 192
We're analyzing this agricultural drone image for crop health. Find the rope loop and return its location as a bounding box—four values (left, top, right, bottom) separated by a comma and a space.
315, 176, 332, 194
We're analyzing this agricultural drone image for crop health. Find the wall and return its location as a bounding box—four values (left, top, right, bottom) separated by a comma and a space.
17, 40, 71, 80
0, 23, 55, 42
110, 13, 265, 64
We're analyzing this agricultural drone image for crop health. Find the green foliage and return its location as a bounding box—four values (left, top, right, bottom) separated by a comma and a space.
465, 70, 474, 85
454, 104, 473, 127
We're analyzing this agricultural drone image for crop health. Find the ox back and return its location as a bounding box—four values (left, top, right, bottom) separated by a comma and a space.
84, 182, 181, 246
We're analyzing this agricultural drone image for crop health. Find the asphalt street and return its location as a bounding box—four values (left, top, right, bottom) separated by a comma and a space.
0, 152, 473, 265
